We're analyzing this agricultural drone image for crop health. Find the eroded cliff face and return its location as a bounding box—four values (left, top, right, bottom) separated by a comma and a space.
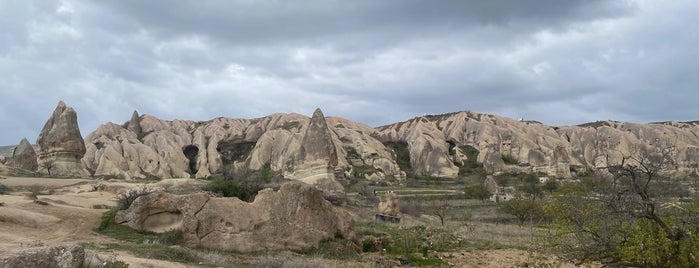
82, 109, 699, 182
82, 109, 404, 188
376, 112, 699, 178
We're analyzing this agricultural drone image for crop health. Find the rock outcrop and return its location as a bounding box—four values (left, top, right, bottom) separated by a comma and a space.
36, 101, 88, 177
0, 244, 86, 268
10, 138, 38, 171
83, 109, 404, 186
81, 108, 699, 181
377, 191, 401, 218
376, 112, 699, 178
289, 108, 344, 193
115, 182, 354, 252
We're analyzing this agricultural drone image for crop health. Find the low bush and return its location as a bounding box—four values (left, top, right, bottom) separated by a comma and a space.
0, 183, 10, 194
33, 200, 49, 206
105, 260, 129, 268
202, 177, 258, 201
116, 187, 153, 210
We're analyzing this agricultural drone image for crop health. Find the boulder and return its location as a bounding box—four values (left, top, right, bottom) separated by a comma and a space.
0, 244, 85, 268
35, 101, 88, 177
377, 191, 401, 218
10, 138, 38, 171
115, 182, 354, 252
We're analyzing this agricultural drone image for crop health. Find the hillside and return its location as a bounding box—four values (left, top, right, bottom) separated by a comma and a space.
80, 109, 699, 182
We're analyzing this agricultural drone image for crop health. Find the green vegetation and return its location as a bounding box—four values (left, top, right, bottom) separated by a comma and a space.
104, 259, 129, 268
500, 154, 519, 165
541, 146, 699, 267
498, 198, 546, 226
202, 176, 260, 202
384, 141, 411, 171
116, 187, 153, 210
0, 183, 10, 194
92, 209, 198, 264
455, 145, 485, 177
463, 183, 491, 202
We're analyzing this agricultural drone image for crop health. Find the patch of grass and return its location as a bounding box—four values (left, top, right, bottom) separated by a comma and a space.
33, 200, 49, 206
202, 177, 257, 201
294, 238, 360, 260
0, 183, 10, 194
82, 242, 198, 263
384, 141, 411, 172
105, 259, 129, 268
501, 154, 519, 165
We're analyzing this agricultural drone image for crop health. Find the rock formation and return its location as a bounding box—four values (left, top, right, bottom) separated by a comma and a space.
115, 182, 354, 252
83, 109, 404, 186
10, 138, 38, 171
0, 244, 86, 268
35, 101, 88, 177
377, 112, 699, 178
289, 108, 344, 193
377, 191, 401, 218
82, 108, 699, 182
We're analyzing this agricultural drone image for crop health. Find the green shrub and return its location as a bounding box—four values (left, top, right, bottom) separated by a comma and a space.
0, 183, 10, 194
362, 237, 377, 252
158, 229, 184, 245
202, 177, 257, 201
116, 187, 152, 210
105, 260, 129, 268
501, 154, 519, 165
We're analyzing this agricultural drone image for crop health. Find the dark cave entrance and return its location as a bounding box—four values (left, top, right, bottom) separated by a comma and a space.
183, 145, 199, 176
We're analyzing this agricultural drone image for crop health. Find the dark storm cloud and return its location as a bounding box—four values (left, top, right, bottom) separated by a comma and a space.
0, 0, 697, 146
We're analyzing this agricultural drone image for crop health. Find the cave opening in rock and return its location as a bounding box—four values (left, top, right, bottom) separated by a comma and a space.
183, 145, 199, 176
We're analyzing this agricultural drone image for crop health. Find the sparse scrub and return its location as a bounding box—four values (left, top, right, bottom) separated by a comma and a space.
501, 154, 519, 165
104, 259, 129, 268
399, 197, 423, 217
0, 183, 10, 194
33, 200, 49, 206
255, 256, 330, 268
202, 176, 265, 202
116, 187, 153, 210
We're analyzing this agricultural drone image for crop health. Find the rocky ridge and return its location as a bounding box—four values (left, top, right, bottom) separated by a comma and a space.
74, 108, 699, 182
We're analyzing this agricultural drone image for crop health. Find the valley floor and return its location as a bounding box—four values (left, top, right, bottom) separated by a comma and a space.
0, 176, 593, 267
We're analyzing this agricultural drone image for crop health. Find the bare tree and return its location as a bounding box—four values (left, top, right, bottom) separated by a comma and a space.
544, 144, 699, 267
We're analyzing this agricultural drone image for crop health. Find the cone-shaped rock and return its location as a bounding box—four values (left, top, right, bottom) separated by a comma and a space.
36, 101, 88, 177
291, 108, 344, 193
127, 110, 142, 136
11, 138, 38, 171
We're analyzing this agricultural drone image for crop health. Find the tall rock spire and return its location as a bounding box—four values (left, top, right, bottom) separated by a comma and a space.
291, 108, 344, 193
35, 101, 88, 177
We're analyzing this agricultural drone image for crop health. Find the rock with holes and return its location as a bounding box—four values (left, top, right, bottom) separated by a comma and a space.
115, 182, 354, 252
35, 101, 88, 177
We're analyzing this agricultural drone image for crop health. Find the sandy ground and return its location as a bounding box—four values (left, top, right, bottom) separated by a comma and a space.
0, 177, 193, 267
0, 176, 588, 267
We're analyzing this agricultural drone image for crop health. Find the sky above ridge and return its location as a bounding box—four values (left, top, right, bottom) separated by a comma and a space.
1, 0, 698, 145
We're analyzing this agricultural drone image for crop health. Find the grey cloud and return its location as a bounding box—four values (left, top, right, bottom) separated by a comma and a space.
0, 0, 696, 145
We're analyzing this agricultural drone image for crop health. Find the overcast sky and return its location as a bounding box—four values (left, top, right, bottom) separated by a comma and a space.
1, 0, 697, 145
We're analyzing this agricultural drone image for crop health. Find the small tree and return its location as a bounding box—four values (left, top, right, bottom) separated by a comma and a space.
498, 198, 545, 226
39, 159, 55, 176
463, 184, 491, 202
543, 145, 699, 267
431, 198, 450, 226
